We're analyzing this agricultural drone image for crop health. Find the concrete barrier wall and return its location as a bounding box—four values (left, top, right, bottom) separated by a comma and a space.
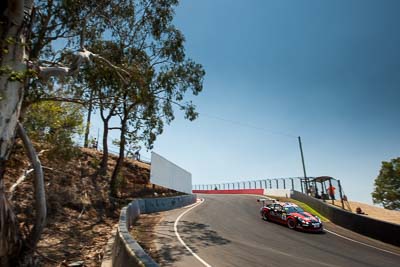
291, 191, 400, 246
192, 189, 264, 195
150, 152, 192, 194
263, 189, 292, 197
112, 195, 197, 267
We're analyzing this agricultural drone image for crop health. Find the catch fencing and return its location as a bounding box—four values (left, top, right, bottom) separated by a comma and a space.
193, 177, 344, 202
193, 177, 305, 192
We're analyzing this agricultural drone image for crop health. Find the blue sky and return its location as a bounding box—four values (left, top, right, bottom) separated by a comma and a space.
151, 0, 400, 204
89, 0, 400, 204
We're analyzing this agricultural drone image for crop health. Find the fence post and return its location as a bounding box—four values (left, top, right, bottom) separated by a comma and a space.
338, 180, 344, 209
282, 179, 286, 189
300, 178, 304, 193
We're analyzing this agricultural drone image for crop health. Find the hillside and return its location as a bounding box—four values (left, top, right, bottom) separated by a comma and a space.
4, 143, 176, 266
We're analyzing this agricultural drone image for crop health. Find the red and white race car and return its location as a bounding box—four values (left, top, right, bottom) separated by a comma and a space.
258, 199, 323, 232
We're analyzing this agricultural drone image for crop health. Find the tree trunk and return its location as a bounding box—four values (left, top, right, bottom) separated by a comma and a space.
17, 123, 46, 254
110, 121, 127, 197
99, 118, 109, 175
0, 176, 20, 265
0, 0, 34, 263
83, 90, 93, 148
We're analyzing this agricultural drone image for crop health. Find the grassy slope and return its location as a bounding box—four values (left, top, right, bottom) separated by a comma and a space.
266, 195, 329, 222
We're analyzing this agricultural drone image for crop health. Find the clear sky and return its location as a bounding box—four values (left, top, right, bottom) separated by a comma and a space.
147, 0, 400, 204
89, 0, 400, 204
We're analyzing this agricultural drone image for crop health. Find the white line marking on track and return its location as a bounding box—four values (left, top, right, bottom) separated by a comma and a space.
325, 229, 400, 257
174, 198, 212, 267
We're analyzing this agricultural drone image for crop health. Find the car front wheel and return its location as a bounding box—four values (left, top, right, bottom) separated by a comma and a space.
287, 218, 296, 229
262, 212, 269, 221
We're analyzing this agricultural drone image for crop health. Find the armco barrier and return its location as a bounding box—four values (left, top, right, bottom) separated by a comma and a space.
192, 189, 265, 195
291, 191, 400, 246
112, 194, 197, 267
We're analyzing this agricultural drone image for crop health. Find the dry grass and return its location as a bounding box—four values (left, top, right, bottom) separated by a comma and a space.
328, 200, 400, 225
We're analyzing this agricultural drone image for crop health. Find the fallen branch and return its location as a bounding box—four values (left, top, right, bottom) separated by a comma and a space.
9, 168, 34, 199
77, 206, 86, 219
37, 149, 48, 157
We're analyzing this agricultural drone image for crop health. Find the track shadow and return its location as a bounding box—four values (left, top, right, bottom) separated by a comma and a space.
154, 220, 231, 266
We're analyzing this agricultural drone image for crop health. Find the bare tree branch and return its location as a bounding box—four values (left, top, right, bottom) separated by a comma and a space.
35, 49, 131, 84
16, 122, 46, 252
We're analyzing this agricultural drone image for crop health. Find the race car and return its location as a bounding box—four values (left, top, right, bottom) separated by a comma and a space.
258, 199, 323, 232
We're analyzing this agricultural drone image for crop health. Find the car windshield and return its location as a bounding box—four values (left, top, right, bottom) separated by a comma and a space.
284, 206, 304, 214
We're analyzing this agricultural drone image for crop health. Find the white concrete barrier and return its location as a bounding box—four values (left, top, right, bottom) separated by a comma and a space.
150, 152, 192, 194
263, 189, 292, 198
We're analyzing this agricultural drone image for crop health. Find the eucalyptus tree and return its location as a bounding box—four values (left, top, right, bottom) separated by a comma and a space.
372, 157, 400, 210
0, 1, 116, 262
81, 41, 124, 175
80, 0, 205, 197
0, 0, 203, 264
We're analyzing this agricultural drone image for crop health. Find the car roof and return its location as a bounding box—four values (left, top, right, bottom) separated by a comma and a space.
274, 202, 299, 208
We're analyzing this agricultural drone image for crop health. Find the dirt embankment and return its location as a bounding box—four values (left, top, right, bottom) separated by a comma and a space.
299, 196, 400, 225
4, 144, 175, 266
332, 200, 400, 225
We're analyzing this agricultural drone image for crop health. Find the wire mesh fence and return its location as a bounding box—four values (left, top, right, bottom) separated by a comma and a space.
193, 176, 347, 209
193, 177, 306, 191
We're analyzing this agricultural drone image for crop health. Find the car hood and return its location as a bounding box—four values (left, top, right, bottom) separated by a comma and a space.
290, 212, 319, 222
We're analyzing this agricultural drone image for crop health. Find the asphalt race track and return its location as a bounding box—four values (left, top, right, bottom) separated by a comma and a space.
151, 194, 400, 267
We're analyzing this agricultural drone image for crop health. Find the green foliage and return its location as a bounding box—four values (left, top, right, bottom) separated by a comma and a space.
23, 101, 84, 160
372, 157, 400, 210
0, 66, 38, 83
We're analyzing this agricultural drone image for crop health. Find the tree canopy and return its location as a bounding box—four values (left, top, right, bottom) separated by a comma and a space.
23, 101, 84, 160
0, 0, 204, 263
372, 157, 400, 210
